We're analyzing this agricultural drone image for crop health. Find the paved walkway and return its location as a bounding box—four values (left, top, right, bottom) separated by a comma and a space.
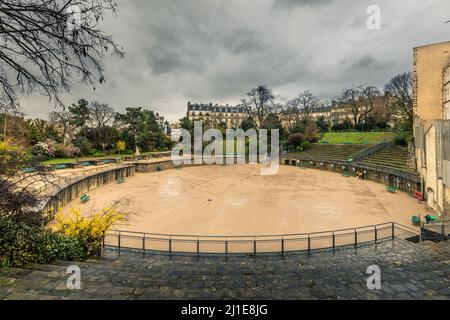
0, 240, 448, 300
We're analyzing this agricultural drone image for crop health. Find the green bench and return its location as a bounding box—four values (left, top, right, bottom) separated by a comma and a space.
117, 177, 125, 184
80, 194, 90, 203
23, 167, 36, 173
342, 171, 350, 177
386, 186, 396, 193
55, 164, 67, 170
411, 215, 421, 225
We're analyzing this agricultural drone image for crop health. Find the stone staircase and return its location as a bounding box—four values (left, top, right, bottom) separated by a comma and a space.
0, 239, 448, 300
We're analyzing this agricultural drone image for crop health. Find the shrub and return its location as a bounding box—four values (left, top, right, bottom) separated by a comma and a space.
300, 141, 312, 150
288, 133, 306, 147
0, 221, 85, 267
304, 123, 319, 142
0, 200, 128, 267
44, 139, 80, 158
294, 141, 312, 152
394, 132, 411, 146
73, 137, 94, 156
116, 140, 126, 154
54, 143, 80, 158
31, 142, 49, 158
92, 151, 106, 157
53, 202, 128, 257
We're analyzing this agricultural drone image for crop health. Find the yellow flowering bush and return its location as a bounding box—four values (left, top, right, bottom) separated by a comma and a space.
53, 202, 128, 257
116, 140, 126, 154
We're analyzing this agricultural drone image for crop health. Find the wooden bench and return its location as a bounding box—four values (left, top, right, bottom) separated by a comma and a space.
80, 194, 90, 203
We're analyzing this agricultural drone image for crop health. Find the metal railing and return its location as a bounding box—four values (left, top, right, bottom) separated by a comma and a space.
103, 222, 420, 255
421, 219, 450, 241
351, 141, 394, 162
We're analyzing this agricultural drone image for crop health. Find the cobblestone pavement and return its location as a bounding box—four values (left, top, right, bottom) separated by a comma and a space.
0, 240, 449, 300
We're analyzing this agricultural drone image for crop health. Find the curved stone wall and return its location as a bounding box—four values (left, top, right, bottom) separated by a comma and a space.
281, 155, 422, 196
42, 165, 135, 213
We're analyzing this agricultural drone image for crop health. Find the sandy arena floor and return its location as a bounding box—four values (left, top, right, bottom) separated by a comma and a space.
61, 164, 430, 236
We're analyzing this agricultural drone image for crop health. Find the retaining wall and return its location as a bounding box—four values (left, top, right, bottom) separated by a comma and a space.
42, 165, 135, 213
282, 155, 422, 196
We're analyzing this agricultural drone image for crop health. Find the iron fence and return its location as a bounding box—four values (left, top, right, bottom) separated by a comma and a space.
421, 219, 450, 241
103, 222, 420, 255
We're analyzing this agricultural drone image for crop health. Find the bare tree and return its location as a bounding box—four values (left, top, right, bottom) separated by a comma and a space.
89, 101, 114, 128
280, 90, 319, 132
0, 0, 124, 103
338, 86, 364, 126
296, 90, 319, 121
279, 101, 300, 133
242, 86, 276, 128
49, 108, 72, 144
360, 85, 381, 122
338, 85, 382, 127
89, 101, 114, 150
0, 94, 21, 142
384, 72, 414, 128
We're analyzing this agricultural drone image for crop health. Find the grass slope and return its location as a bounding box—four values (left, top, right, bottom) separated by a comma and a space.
319, 132, 397, 145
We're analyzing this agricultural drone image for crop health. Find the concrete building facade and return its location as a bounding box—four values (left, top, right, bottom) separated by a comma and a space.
413, 41, 450, 215
305, 96, 389, 126
443, 64, 450, 120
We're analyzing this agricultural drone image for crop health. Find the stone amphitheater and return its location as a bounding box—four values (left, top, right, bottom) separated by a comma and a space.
1, 146, 449, 300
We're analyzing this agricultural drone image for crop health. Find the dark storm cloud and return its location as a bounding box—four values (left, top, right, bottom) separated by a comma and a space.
20, 0, 450, 122
223, 29, 262, 55
273, 0, 335, 9
343, 54, 394, 70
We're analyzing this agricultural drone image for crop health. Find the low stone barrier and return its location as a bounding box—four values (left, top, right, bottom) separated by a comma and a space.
42, 165, 135, 213
282, 155, 422, 196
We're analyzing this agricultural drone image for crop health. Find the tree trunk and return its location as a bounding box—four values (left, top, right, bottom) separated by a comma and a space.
3, 112, 7, 142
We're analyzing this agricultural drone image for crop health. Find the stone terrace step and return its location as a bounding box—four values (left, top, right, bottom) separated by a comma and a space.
358, 145, 412, 172
0, 239, 449, 300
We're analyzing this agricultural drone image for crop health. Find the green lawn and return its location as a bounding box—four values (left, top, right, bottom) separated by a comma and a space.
41, 158, 79, 165
41, 155, 121, 165
319, 132, 397, 145
41, 151, 171, 165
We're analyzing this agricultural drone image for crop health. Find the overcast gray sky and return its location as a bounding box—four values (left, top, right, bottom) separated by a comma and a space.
21, 0, 450, 122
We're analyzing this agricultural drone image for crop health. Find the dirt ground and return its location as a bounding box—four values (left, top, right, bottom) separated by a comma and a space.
62, 164, 430, 236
